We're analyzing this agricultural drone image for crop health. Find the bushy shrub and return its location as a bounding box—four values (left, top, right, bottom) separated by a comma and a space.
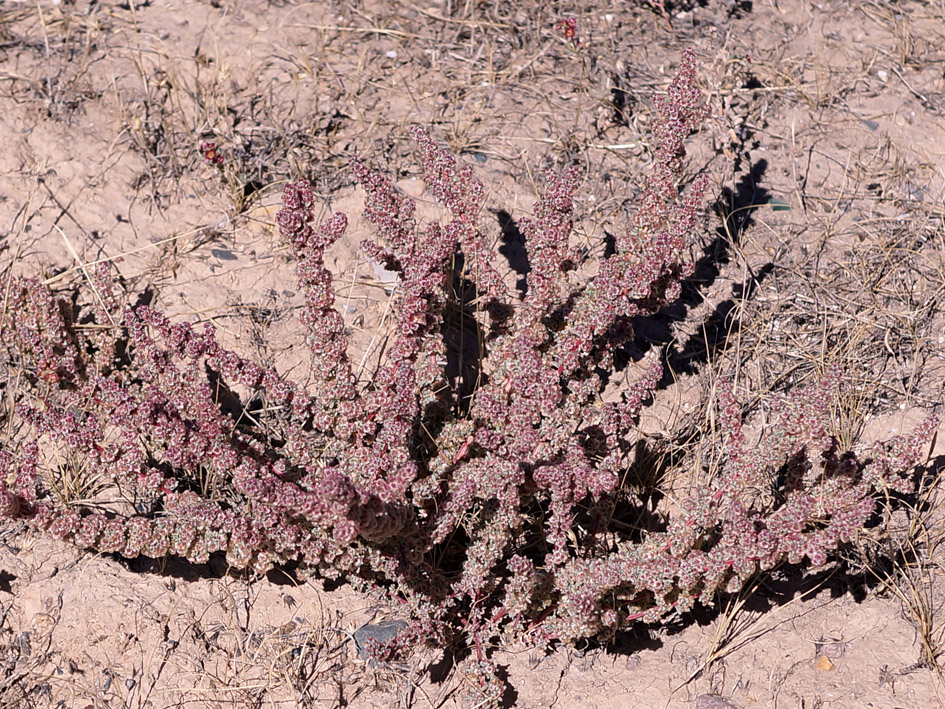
0, 49, 936, 703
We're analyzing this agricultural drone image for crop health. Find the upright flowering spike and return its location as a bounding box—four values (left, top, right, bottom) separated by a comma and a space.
550, 48, 708, 380
411, 126, 509, 308
517, 167, 580, 326
277, 180, 361, 435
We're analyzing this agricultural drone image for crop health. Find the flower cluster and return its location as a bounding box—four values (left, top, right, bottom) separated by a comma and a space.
555, 17, 579, 48
0, 49, 937, 704
199, 140, 224, 166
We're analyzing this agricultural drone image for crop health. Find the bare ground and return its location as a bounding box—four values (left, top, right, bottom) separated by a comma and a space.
1, 0, 944, 707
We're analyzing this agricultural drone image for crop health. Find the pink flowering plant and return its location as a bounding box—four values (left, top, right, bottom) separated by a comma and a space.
0, 49, 937, 689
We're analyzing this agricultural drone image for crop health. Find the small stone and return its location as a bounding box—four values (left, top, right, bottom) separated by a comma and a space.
354, 619, 407, 665
815, 655, 835, 672
210, 248, 237, 261
692, 695, 738, 709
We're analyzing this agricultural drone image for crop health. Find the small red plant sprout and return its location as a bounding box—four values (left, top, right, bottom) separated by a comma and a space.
555, 17, 579, 47
199, 140, 224, 165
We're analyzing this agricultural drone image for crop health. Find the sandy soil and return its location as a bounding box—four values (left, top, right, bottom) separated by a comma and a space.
1, 0, 944, 707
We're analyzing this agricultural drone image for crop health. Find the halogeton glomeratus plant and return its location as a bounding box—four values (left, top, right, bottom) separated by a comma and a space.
0, 50, 936, 701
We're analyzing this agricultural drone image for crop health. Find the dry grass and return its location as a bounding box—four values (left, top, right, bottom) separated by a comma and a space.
1, 0, 944, 706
